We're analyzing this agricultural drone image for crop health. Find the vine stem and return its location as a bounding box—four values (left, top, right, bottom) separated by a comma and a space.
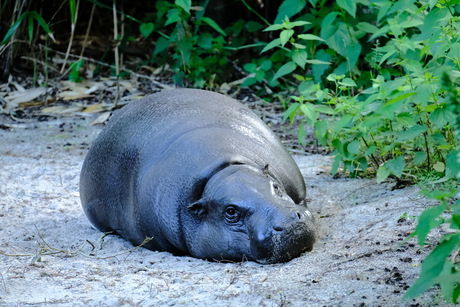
113, 0, 120, 106
239, 0, 270, 26
79, 3, 96, 58
60, 0, 80, 74
361, 136, 380, 169
423, 132, 430, 171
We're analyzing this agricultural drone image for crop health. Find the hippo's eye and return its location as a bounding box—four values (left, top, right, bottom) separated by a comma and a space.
272, 182, 284, 197
224, 205, 240, 223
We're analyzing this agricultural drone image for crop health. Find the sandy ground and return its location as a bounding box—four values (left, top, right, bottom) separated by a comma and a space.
0, 116, 449, 306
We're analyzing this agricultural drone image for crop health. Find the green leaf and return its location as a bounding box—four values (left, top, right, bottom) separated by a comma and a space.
297, 34, 325, 41
418, 7, 449, 40
289, 21, 311, 28
376, 165, 391, 183
385, 156, 405, 178
423, 190, 455, 200
306, 59, 331, 65
377, 43, 396, 64
320, 11, 338, 40
345, 42, 362, 70
154, 36, 170, 55
312, 50, 332, 82
399, 18, 424, 29
261, 38, 282, 53
405, 234, 457, 299
413, 152, 426, 165
283, 103, 300, 123
416, 83, 438, 105
292, 50, 308, 69
165, 9, 181, 26
377, 1, 392, 23
28, 13, 34, 42
370, 24, 390, 41
300, 103, 317, 123
2, 12, 26, 44
433, 162, 445, 173
280, 29, 294, 46
339, 78, 357, 87
445, 150, 460, 179
140, 23, 154, 38
416, 203, 446, 246
315, 119, 328, 137
272, 61, 297, 81
396, 124, 427, 142
452, 283, 460, 304
260, 60, 272, 71
320, 12, 361, 69
395, 112, 416, 126
430, 107, 455, 129
332, 114, 353, 133
197, 32, 213, 49
201, 17, 226, 36
69, 0, 77, 23
388, 0, 416, 15
175, 0, 191, 14
315, 120, 328, 146
246, 21, 264, 32
347, 140, 360, 155
298, 121, 307, 146
274, 0, 307, 23
364, 145, 376, 156
332, 139, 343, 154
332, 154, 342, 175
337, 0, 356, 17
30, 11, 53, 36
422, 104, 438, 112
357, 157, 368, 171
315, 105, 336, 114
176, 36, 193, 65
356, 22, 379, 33
263, 24, 286, 32
242, 77, 256, 87
244, 63, 257, 73
384, 92, 416, 106
292, 42, 306, 49
69, 59, 85, 83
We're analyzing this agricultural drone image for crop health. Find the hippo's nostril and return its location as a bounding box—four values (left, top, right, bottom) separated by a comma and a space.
273, 226, 284, 232
292, 211, 303, 219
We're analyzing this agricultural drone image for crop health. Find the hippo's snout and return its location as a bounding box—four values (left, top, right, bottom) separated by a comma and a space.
272, 209, 314, 232
250, 205, 316, 264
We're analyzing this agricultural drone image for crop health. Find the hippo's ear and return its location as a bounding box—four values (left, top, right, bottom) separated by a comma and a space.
187, 201, 207, 219
262, 163, 270, 176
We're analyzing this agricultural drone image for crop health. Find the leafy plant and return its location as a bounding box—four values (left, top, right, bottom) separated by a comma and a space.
261, 16, 329, 82
403, 73, 460, 304
143, 0, 230, 87
264, 0, 460, 302
2, 10, 55, 44
265, 0, 460, 183
68, 59, 85, 83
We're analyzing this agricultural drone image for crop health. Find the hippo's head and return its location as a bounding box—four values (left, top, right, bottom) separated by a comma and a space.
183, 164, 316, 264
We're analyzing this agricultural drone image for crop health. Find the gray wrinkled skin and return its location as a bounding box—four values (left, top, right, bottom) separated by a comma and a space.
80, 89, 316, 264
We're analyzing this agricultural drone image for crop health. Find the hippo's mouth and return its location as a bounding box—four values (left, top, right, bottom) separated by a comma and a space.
252, 225, 316, 264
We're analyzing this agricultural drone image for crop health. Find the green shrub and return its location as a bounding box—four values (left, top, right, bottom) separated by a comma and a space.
404, 74, 460, 304
263, 0, 460, 302
142, 0, 229, 87
266, 0, 459, 183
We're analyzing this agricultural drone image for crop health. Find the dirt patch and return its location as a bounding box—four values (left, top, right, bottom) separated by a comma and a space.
0, 115, 448, 306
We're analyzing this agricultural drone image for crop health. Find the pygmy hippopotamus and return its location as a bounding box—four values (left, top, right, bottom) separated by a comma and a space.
80, 89, 316, 264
